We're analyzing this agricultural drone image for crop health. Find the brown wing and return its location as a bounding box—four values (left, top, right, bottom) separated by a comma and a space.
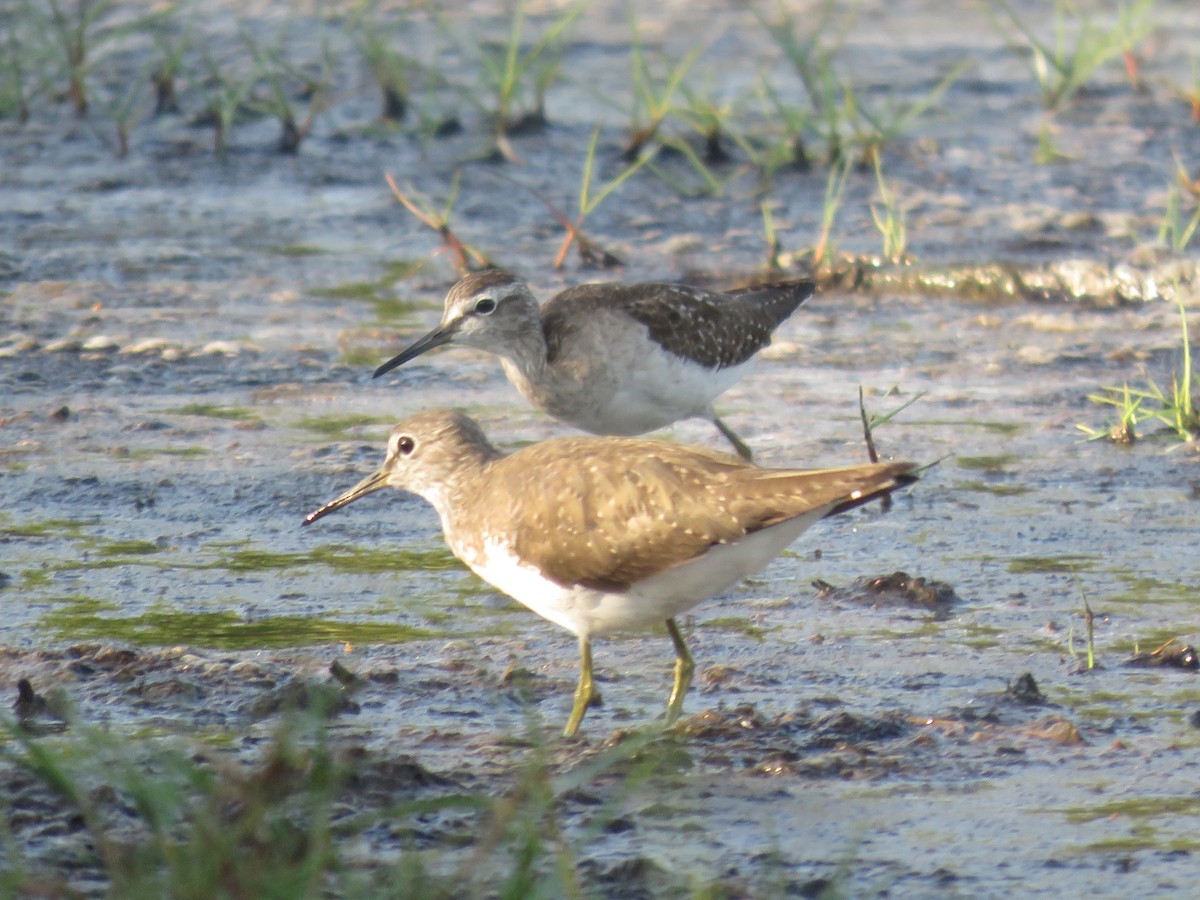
474, 437, 915, 590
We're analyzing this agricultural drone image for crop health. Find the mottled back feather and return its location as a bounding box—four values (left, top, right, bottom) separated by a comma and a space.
541, 281, 814, 369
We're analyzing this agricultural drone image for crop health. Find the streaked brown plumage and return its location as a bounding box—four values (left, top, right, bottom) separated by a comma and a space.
466, 433, 906, 592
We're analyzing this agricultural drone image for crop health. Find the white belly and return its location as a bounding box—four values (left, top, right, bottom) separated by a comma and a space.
501, 340, 754, 435
461, 511, 823, 638
589, 355, 752, 434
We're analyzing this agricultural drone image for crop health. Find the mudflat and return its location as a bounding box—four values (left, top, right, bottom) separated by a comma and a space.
2, 1, 1198, 895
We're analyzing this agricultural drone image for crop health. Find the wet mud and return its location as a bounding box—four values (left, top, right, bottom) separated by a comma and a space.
2, 0, 1200, 895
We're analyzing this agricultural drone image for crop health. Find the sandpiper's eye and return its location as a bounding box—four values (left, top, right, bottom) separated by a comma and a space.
473, 297, 497, 315
397, 435, 416, 456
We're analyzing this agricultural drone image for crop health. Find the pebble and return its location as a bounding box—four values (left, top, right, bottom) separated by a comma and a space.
1014, 312, 1087, 334
1015, 345, 1057, 366
82, 335, 121, 352
123, 337, 180, 355
42, 337, 82, 353
659, 233, 704, 256
230, 660, 270, 679
198, 340, 244, 357
0, 333, 38, 357
1128, 242, 1163, 268
1060, 212, 1102, 231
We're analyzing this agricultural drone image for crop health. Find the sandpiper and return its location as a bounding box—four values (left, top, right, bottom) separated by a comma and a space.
303, 410, 917, 736
373, 271, 815, 460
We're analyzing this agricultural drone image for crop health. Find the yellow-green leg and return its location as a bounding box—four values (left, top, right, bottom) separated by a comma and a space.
664, 618, 695, 727
563, 635, 594, 737
712, 415, 753, 461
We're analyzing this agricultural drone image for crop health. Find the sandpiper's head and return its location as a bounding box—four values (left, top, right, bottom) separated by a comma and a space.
302, 410, 499, 525
374, 270, 540, 378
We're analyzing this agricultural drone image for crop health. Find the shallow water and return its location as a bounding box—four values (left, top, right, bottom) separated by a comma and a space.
2, 0, 1200, 894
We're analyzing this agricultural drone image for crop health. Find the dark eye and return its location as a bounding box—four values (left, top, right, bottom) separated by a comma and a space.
397, 436, 415, 456
474, 297, 497, 315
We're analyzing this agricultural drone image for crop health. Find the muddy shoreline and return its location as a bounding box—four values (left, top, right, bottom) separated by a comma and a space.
3, 0, 1200, 895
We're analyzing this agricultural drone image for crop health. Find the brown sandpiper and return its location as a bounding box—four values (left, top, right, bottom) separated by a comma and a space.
372, 271, 815, 460
303, 410, 917, 736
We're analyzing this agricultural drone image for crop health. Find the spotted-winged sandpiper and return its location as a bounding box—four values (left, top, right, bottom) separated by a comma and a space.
373, 271, 815, 460
303, 410, 917, 736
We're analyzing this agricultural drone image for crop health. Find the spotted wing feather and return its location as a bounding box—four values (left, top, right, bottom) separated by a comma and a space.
541, 281, 814, 369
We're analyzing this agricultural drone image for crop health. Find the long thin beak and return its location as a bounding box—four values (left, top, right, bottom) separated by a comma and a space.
374, 325, 455, 378
302, 467, 391, 526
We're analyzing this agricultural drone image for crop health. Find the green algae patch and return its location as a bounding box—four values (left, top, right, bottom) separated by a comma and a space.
955, 454, 1022, 471
1068, 834, 1200, 855
311, 281, 384, 302
1108, 574, 1195, 606
55, 557, 162, 572
156, 446, 211, 458
295, 413, 395, 439
39, 604, 437, 649
902, 418, 1025, 435
446, 578, 499, 601
701, 616, 772, 640
953, 479, 1033, 497
340, 346, 386, 367
312, 285, 418, 322
23, 542, 460, 578
124, 446, 210, 460
164, 404, 261, 421
958, 621, 1004, 649
379, 259, 428, 283
21, 568, 53, 588
872, 620, 946, 640
372, 297, 419, 323
42, 595, 120, 616
267, 243, 327, 257
217, 544, 461, 575
1007, 555, 1099, 574
95, 540, 162, 557
310, 260, 425, 323
1051, 685, 1181, 724
0, 517, 91, 539
1058, 794, 1200, 827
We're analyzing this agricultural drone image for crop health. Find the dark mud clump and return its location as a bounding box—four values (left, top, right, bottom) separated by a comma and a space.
1004, 671, 1049, 705
812, 570, 959, 612
1123, 641, 1199, 671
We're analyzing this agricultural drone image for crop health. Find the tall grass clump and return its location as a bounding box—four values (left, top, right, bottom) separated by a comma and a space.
0, 703, 687, 895
439, 0, 587, 162
243, 28, 336, 155
349, 0, 418, 123
0, 8, 56, 123
756, 0, 965, 167
1157, 156, 1200, 254
1080, 296, 1199, 443
619, 5, 702, 161
987, 0, 1157, 109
